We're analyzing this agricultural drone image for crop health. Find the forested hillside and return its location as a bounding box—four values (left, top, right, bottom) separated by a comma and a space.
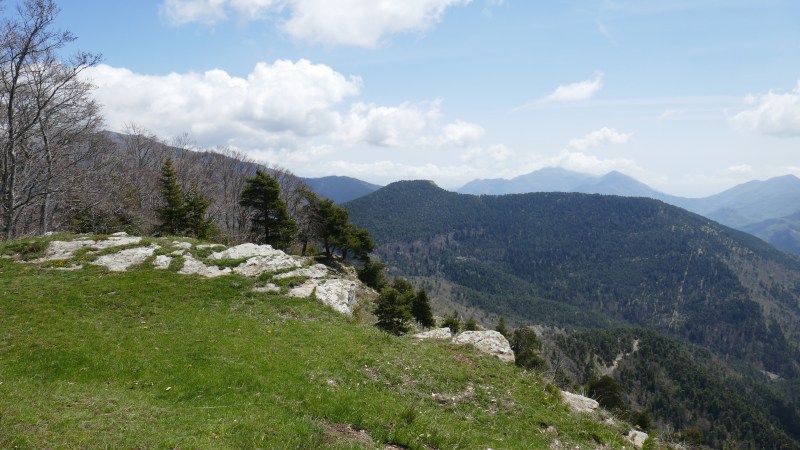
345, 180, 800, 448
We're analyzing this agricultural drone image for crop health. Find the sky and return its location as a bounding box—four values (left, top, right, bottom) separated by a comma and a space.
43, 0, 800, 197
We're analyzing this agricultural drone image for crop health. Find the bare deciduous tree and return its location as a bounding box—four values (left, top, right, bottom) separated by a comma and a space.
0, 0, 101, 238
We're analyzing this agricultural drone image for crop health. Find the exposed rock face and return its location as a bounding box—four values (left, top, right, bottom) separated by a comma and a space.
178, 254, 232, 278
274, 264, 329, 279
153, 255, 172, 270
452, 331, 515, 363
314, 279, 357, 315
94, 245, 158, 272
560, 391, 599, 413
625, 430, 648, 449
28, 234, 367, 317
233, 255, 303, 277
413, 328, 453, 340
209, 243, 284, 260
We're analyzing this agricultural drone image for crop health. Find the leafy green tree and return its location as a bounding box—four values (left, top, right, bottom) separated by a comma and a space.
239, 170, 297, 249
374, 286, 413, 335
465, 316, 479, 331
316, 198, 350, 258
411, 288, 435, 328
495, 316, 509, 338
155, 158, 186, 236
511, 327, 547, 371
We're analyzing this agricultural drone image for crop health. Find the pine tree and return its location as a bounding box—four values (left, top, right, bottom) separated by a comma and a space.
374, 287, 413, 335
239, 170, 297, 249
183, 181, 218, 240
411, 289, 435, 328
495, 316, 509, 338
155, 158, 186, 236
465, 315, 479, 331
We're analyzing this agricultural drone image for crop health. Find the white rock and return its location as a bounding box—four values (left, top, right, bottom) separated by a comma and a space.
233, 255, 303, 277
92, 235, 142, 250
560, 391, 599, 414
626, 430, 648, 449
287, 280, 317, 298
452, 331, 515, 363
285, 278, 358, 315
273, 264, 330, 280
314, 279, 358, 315
253, 283, 280, 293
414, 328, 453, 340
196, 243, 224, 250
37, 239, 96, 261
178, 254, 232, 278
171, 241, 193, 250
93, 245, 158, 272
153, 255, 172, 270
209, 243, 282, 260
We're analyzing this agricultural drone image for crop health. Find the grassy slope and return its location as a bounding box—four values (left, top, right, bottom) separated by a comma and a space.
0, 240, 633, 449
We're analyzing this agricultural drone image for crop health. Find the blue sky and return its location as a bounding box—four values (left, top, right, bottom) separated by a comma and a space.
49, 0, 800, 196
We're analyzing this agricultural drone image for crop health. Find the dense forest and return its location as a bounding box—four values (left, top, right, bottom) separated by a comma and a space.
345, 180, 800, 448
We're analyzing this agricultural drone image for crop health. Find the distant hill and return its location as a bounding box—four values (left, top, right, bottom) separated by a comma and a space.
742, 210, 800, 254
344, 179, 800, 448
302, 175, 382, 203
458, 168, 800, 253
458, 167, 596, 195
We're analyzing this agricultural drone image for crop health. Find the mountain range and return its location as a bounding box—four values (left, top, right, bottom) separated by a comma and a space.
343, 179, 800, 448
459, 168, 800, 254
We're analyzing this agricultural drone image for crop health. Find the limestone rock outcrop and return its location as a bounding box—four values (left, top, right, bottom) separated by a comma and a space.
452, 330, 515, 363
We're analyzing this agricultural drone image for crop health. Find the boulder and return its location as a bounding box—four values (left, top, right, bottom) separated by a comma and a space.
625, 429, 648, 449
233, 255, 303, 277
285, 278, 358, 315
94, 245, 158, 272
560, 391, 599, 413
314, 279, 358, 315
273, 264, 330, 280
178, 254, 232, 278
153, 255, 172, 270
452, 331, 515, 363
209, 243, 284, 260
413, 328, 453, 340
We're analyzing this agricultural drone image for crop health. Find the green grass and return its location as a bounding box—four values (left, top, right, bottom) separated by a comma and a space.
0, 241, 633, 449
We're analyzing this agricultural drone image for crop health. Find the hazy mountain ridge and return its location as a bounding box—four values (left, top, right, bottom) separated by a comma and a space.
301, 175, 382, 203
457, 168, 800, 254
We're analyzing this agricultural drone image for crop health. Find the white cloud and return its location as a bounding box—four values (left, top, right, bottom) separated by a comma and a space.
85, 61, 483, 156
339, 101, 441, 147
160, 0, 472, 47
161, 0, 228, 25
731, 80, 800, 137
439, 120, 486, 147
545, 73, 604, 102
722, 164, 753, 175
567, 127, 632, 151
85, 60, 361, 148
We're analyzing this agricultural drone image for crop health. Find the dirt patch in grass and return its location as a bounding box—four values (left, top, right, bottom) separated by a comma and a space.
322, 421, 375, 448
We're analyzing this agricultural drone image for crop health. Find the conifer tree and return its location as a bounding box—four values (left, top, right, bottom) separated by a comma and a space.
465, 315, 479, 331
155, 158, 186, 236
183, 181, 217, 240
374, 286, 413, 335
495, 316, 509, 338
239, 170, 297, 249
411, 289, 435, 328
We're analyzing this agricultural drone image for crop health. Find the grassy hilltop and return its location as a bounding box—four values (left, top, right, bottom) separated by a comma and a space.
0, 235, 639, 449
